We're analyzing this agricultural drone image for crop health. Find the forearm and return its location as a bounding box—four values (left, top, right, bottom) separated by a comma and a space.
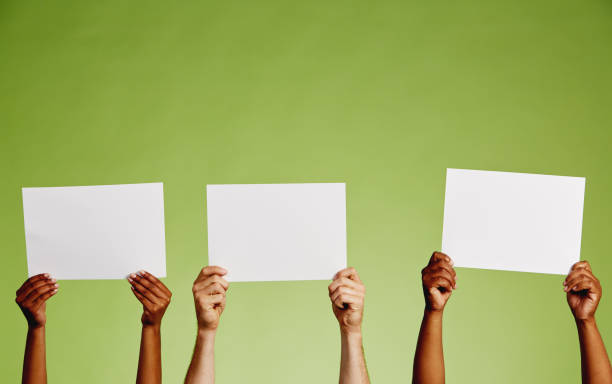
22, 326, 46, 384
413, 310, 444, 384
339, 331, 370, 384
576, 318, 612, 384
137, 325, 162, 384
185, 329, 216, 384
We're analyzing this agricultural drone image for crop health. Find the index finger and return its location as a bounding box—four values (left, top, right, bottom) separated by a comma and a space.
197, 266, 228, 280
139, 271, 172, 297
334, 267, 362, 283
570, 260, 592, 273
17, 273, 50, 296
429, 252, 452, 266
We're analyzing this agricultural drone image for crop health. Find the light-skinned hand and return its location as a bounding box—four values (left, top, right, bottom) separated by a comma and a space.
329, 267, 366, 334
192, 266, 229, 331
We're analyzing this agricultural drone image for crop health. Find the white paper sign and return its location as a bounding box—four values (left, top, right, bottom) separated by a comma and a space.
22, 183, 167, 279
206, 183, 347, 282
441, 169, 585, 275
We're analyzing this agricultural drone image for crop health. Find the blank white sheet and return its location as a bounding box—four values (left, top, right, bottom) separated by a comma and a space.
206, 183, 347, 282
441, 169, 585, 275
22, 183, 166, 279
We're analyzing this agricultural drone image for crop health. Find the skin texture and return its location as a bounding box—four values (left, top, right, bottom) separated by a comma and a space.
328, 267, 370, 384
412, 252, 457, 384
563, 261, 612, 384
16, 273, 59, 384
128, 271, 172, 384
184, 266, 229, 384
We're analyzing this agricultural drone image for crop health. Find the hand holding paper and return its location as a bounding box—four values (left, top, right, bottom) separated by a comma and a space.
192, 266, 229, 331
184, 266, 228, 384
564, 261, 602, 322
413, 253, 456, 384
329, 267, 365, 335
128, 271, 172, 327
421, 252, 456, 312
564, 262, 612, 384
15, 273, 59, 329
329, 268, 370, 384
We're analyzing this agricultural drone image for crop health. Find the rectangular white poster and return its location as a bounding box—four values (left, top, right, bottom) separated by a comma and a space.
441, 169, 585, 275
22, 183, 167, 279
206, 183, 347, 282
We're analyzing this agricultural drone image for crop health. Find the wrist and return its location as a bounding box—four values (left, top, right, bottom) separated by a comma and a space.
424, 308, 444, 319
575, 316, 597, 329
340, 329, 363, 349
197, 327, 217, 339
340, 327, 362, 339
142, 323, 161, 333
27, 323, 45, 332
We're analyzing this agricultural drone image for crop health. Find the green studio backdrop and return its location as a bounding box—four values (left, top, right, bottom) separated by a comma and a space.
1, 0, 611, 382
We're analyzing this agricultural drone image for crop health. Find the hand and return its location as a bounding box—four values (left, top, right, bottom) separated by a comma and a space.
15, 273, 59, 329
329, 267, 366, 334
564, 261, 602, 321
192, 266, 229, 331
422, 252, 457, 312
128, 271, 172, 328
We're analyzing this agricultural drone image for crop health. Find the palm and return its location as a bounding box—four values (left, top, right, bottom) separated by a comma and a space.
20, 301, 46, 327
34, 303, 47, 325
568, 291, 597, 320
200, 307, 221, 329
429, 287, 451, 311
333, 304, 362, 329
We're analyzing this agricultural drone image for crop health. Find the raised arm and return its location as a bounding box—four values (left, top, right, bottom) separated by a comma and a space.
564, 261, 612, 384
412, 252, 457, 384
329, 267, 370, 384
16, 273, 59, 384
128, 271, 172, 384
184, 266, 229, 384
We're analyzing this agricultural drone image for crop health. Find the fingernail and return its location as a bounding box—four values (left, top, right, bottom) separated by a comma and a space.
44, 273, 50, 278
138, 270, 145, 275
50, 278, 56, 283
54, 283, 59, 288
130, 273, 137, 279
127, 277, 133, 283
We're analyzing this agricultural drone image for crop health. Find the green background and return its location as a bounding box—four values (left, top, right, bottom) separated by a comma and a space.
1, 0, 611, 382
